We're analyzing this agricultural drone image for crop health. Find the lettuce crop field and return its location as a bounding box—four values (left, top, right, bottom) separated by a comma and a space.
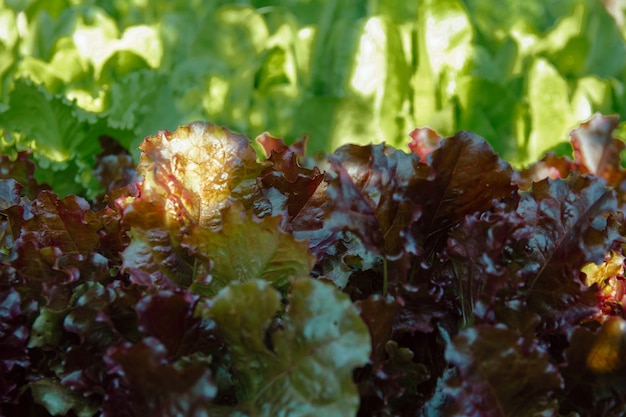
2, 116, 626, 417
2, 1, 626, 417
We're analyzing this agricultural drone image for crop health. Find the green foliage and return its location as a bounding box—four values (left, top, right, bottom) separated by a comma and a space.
1, 0, 626, 198
205, 278, 371, 416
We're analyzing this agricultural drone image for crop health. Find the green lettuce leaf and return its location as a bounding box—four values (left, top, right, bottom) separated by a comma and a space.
184, 201, 315, 296
204, 278, 371, 417
0, 79, 110, 197
29, 377, 99, 417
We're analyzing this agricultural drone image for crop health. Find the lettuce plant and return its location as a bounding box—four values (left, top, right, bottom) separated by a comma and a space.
2, 0, 626, 199
1, 114, 626, 416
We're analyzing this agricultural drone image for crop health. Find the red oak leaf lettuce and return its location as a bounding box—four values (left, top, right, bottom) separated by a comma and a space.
0, 151, 51, 199
443, 325, 563, 417
1, 115, 626, 417
410, 131, 517, 264
254, 133, 324, 227
447, 174, 620, 337
134, 121, 263, 229
559, 318, 626, 417
570, 114, 623, 182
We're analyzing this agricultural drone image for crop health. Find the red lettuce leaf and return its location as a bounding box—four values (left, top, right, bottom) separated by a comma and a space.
0, 285, 36, 403
257, 132, 307, 159
22, 192, 103, 253
446, 173, 619, 332
356, 295, 398, 363
408, 127, 443, 163
121, 197, 194, 288
569, 113, 626, 214
93, 135, 139, 197
0, 151, 51, 199
104, 337, 216, 417
411, 131, 517, 262
136, 290, 225, 362
4, 188, 123, 303
356, 339, 433, 417
134, 122, 263, 229
254, 133, 324, 226
559, 318, 626, 417
570, 114, 623, 182
0, 179, 33, 263
354, 289, 452, 416
446, 204, 522, 325
291, 143, 426, 290
513, 152, 574, 191
443, 325, 563, 417
324, 144, 426, 262
517, 175, 618, 330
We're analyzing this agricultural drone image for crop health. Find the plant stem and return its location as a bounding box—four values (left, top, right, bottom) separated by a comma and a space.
382, 257, 388, 296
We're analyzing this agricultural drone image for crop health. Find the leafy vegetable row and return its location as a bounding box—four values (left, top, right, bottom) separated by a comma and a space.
3, 0, 626, 198
1, 114, 626, 416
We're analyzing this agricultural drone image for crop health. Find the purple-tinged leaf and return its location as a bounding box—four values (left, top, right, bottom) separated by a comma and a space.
0, 285, 36, 402
516, 174, 618, 330
0, 179, 33, 263
136, 290, 224, 361
293, 143, 426, 289
135, 122, 263, 229
444, 325, 563, 417
104, 337, 216, 417
23, 191, 103, 254
0, 179, 23, 210
257, 132, 307, 159
93, 135, 139, 195
446, 203, 524, 325
570, 114, 623, 181
0, 151, 51, 199
446, 173, 620, 332
560, 320, 626, 417
326, 144, 426, 263
408, 127, 443, 163
121, 197, 194, 288
412, 131, 517, 261
513, 153, 574, 191
255, 133, 324, 226
392, 283, 452, 335
356, 295, 397, 362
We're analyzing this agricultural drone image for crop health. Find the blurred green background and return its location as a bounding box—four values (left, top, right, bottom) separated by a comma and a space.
1, 0, 626, 197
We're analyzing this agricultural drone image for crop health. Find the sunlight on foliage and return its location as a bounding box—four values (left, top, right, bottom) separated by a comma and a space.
1, 115, 626, 415
586, 316, 626, 374
0, 0, 625, 198
582, 250, 624, 291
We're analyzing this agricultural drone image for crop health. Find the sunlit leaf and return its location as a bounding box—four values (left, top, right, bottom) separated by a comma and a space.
526, 57, 574, 163
184, 201, 315, 296
135, 121, 263, 229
